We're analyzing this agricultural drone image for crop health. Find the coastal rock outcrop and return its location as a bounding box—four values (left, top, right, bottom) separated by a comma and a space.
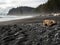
8, 6, 35, 15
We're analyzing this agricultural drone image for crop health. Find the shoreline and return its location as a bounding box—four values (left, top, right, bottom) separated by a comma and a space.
0, 16, 60, 25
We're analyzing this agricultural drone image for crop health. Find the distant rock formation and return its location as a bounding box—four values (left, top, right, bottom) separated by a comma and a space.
8, 6, 36, 15
8, 0, 60, 15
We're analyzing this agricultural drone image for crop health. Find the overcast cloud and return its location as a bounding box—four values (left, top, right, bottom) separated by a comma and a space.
0, 0, 48, 8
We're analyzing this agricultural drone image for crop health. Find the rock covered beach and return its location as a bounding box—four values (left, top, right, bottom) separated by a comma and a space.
0, 22, 60, 45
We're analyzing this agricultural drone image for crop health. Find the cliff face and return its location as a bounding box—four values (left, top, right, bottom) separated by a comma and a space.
36, 0, 60, 13
8, 7, 35, 15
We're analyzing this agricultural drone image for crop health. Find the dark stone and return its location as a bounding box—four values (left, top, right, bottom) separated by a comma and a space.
0, 23, 60, 45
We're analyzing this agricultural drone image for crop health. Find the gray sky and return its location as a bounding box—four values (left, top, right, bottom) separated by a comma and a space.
0, 0, 48, 8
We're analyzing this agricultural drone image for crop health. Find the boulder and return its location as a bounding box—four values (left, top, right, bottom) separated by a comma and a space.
43, 19, 57, 26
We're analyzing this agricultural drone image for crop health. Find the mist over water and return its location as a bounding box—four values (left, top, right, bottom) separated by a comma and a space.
0, 14, 39, 22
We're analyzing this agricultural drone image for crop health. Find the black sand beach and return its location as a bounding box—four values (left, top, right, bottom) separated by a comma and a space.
0, 16, 60, 25
0, 16, 60, 45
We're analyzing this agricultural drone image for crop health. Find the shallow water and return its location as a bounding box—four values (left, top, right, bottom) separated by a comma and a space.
0, 15, 38, 22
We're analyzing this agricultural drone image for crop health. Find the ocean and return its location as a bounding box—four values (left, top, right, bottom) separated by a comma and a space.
0, 15, 38, 22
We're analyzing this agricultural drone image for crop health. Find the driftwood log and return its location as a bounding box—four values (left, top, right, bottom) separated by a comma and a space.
43, 19, 57, 26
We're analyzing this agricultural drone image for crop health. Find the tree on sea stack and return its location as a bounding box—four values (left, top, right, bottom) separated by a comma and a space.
36, 0, 60, 13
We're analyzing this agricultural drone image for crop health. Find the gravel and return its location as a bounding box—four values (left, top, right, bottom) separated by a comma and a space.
0, 23, 60, 45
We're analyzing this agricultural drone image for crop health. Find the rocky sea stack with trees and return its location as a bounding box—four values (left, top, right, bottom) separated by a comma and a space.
8, 0, 60, 15
8, 6, 36, 15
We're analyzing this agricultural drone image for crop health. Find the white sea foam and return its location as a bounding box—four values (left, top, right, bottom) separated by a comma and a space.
0, 15, 38, 22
